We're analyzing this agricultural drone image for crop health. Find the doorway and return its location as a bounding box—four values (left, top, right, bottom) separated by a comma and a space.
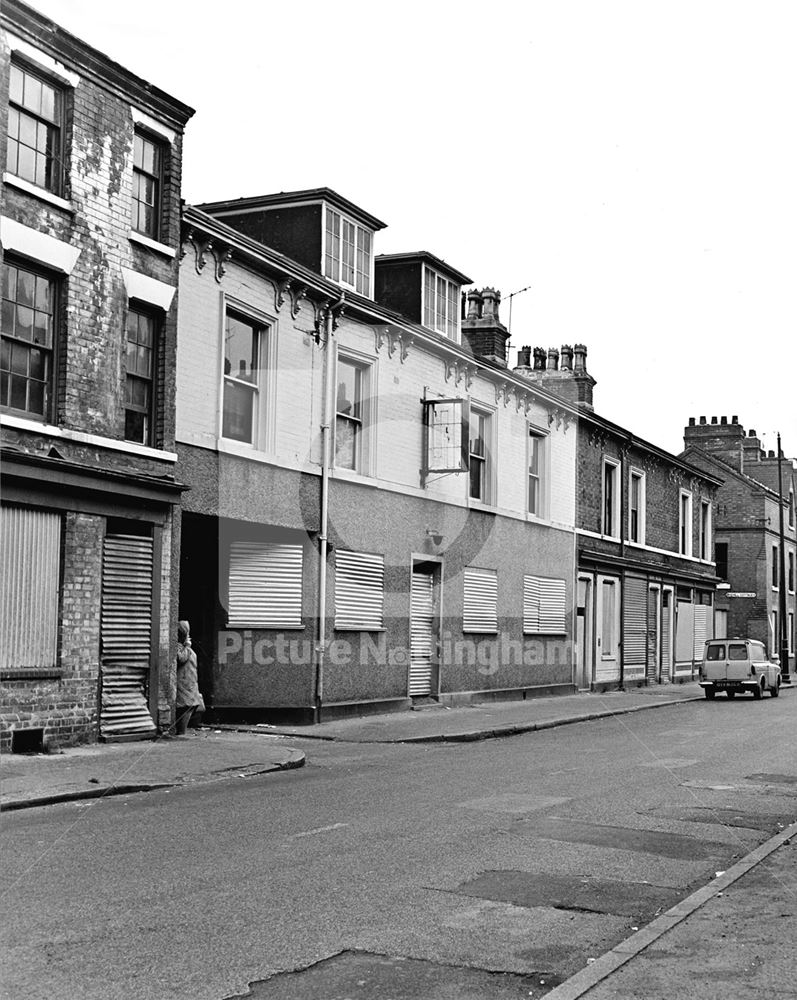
576, 576, 593, 689
409, 561, 440, 697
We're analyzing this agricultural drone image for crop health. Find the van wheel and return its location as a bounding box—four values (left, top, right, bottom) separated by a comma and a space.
704, 686, 716, 700
753, 681, 763, 700
771, 679, 781, 698
726, 690, 736, 699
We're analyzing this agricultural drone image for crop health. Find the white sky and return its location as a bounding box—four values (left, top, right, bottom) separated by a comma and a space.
26, 0, 797, 456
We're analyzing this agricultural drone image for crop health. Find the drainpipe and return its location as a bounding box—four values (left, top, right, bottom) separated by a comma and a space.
314, 295, 344, 723
619, 439, 628, 690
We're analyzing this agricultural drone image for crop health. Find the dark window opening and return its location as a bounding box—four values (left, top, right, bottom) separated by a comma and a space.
11, 728, 45, 754
715, 542, 728, 581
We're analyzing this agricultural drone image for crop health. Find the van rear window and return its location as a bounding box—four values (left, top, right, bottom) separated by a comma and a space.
728, 644, 748, 660
706, 645, 725, 660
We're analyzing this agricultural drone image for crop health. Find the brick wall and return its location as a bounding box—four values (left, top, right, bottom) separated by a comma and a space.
0, 511, 102, 750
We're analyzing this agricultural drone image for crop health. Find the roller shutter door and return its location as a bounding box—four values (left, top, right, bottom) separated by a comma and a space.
693, 604, 710, 660
409, 571, 434, 696
523, 576, 566, 633
623, 577, 647, 666
100, 533, 156, 739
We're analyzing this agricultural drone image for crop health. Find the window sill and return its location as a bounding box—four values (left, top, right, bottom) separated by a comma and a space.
129, 230, 177, 258
0, 413, 177, 462
0, 667, 63, 681
333, 626, 387, 633
226, 623, 306, 630
3, 173, 74, 212
523, 631, 568, 637
462, 629, 499, 635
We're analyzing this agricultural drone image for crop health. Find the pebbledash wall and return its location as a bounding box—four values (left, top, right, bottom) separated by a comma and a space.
0, 1, 193, 749
176, 202, 579, 723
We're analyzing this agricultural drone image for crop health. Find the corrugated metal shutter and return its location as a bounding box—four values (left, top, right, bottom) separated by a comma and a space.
693, 604, 710, 660
334, 550, 384, 629
646, 588, 659, 681
0, 505, 60, 670
463, 567, 498, 632
523, 576, 566, 633
409, 571, 434, 696
662, 592, 672, 672
623, 577, 647, 665
227, 541, 303, 627
675, 601, 694, 664
100, 533, 155, 738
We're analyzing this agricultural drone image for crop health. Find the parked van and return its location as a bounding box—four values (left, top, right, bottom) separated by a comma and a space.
699, 639, 781, 700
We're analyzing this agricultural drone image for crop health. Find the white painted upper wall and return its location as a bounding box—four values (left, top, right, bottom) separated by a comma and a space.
176, 253, 577, 529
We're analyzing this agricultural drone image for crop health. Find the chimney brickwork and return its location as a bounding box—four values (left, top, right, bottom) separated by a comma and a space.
460, 287, 510, 366
515, 342, 596, 408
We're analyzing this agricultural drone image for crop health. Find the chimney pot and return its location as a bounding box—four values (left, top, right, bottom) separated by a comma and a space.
768, 450, 775, 458
732, 415, 738, 423
749, 429, 757, 437
547, 347, 559, 371
560, 344, 573, 370
720, 416, 727, 425
700, 416, 707, 424
516, 346, 531, 368
533, 347, 546, 371
711, 416, 718, 424
466, 289, 482, 320
573, 344, 587, 372
689, 417, 696, 426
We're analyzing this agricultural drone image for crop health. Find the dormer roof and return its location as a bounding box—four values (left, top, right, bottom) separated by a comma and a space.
198, 187, 387, 232
376, 251, 472, 286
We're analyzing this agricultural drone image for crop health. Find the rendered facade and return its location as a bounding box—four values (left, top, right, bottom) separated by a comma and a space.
176, 196, 580, 723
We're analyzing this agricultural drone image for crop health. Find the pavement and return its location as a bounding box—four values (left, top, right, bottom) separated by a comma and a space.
2, 680, 795, 1000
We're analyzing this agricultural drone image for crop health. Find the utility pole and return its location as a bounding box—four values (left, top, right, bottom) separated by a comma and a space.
777, 432, 790, 684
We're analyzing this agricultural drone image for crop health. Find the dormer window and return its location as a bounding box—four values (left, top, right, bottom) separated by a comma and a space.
423, 265, 459, 341
324, 207, 372, 296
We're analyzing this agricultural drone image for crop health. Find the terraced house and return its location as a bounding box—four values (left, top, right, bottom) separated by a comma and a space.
517, 346, 721, 688
175, 191, 580, 723
0, 0, 193, 748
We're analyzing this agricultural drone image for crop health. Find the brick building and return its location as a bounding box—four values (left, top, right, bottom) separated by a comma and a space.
517, 346, 721, 688
682, 417, 796, 676
0, 1, 194, 749
175, 193, 581, 723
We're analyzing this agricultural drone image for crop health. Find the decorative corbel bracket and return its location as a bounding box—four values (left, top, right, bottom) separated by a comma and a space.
444, 359, 475, 389
374, 326, 413, 363
587, 426, 609, 449
214, 245, 232, 282
275, 278, 291, 312
516, 391, 532, 416
291, 285, 308, 319
179, 227, 194, 261
668, 466, 685, 486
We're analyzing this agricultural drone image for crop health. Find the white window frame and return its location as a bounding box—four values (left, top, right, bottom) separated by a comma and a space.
218, 297, 277, 452
463, 567, 498, 634
523, 575, 566, 634
226, 540, 304, 628
699, 499, 712, 561
679, 489, 693, 557
772, 545, 779, 591
323, 205, 373, 297
422, 264, 460, 341
602, 458, 620, 538
334, 549, 385, 630
527, 425, 548, 519
468, 404, 495, 506
333, 349, 376, 477
628, 468, 646, 545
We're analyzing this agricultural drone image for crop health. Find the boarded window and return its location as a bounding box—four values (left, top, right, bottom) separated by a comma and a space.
0, 505, 60, 670
334, 550, 384, 630
227, 541, 303, 628
463, 567, 498, 633
523, 575, 566, 634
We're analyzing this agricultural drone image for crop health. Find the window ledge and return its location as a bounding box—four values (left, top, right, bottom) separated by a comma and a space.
333, 627, 387, 633
523, 631, 568, 637
3, 173, 73, 212
0, 413, 177, 462
129, 230, 177, 258
462, 629, 499, 635
0, 667, 63, 681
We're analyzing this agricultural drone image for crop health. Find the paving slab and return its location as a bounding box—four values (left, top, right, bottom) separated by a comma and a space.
0, 729, 305, 812
221, 683, 708, 744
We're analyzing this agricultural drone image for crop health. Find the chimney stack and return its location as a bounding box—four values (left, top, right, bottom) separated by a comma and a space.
515, 342, 595, 408
460, 287, 510, 366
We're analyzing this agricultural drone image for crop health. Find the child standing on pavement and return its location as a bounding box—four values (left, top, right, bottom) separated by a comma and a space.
174, 620, 205, 735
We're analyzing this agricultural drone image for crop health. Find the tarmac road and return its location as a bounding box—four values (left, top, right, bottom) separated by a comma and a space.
1, 695, 795, 1000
